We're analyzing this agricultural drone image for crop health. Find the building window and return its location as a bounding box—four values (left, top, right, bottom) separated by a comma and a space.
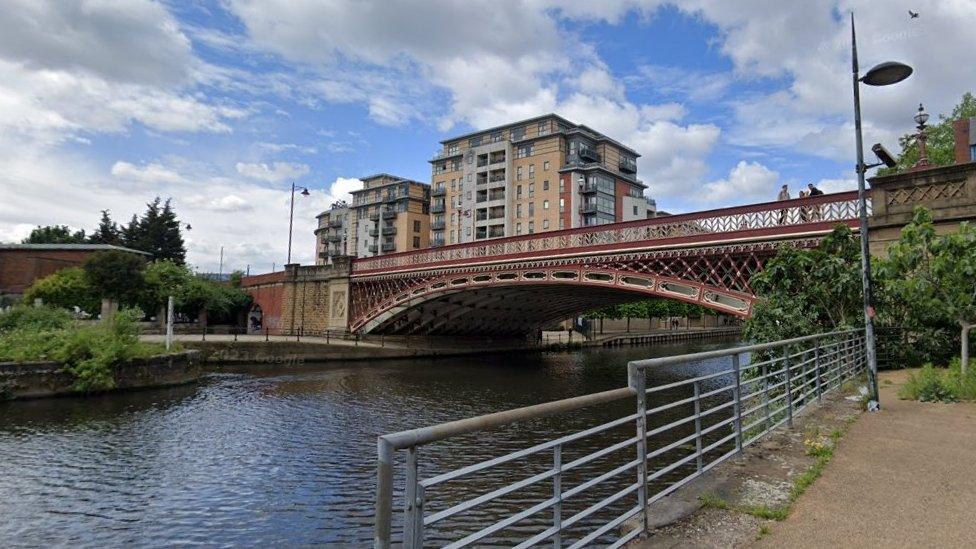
467, 173, 472, 182
633, 205, 639, 216
451, 179, 456, 191
466, 227, 471, 236
528, 183, 535, 197
559, 179, 565, 193
413, 236, 421, 248
543, 180, 549, 191
528, 221, 535, 234
511, 126, 526, 141
516, 166, 523, 181
414, 220, 421, 232
543, 200, 550, 210
491, 131, 504, 143
543, 219, 549, 229
528, 202, 535, 216
559, 197, 565, 213
516, 203, 523, 218
517, 185, 523, 199
516, 222, 522, 235
544, 160, 550, 171
469, 136, 482, 147
528, 164, 535, 179
447, 143, 459, 154
516, 144, 532, 158
538, 120, 549, 135
559, 218, 565, 229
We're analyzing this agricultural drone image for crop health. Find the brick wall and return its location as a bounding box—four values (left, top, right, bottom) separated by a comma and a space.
954, 118, 974, 164
0, 249, 93, 295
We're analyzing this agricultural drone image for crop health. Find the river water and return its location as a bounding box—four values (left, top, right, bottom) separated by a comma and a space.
0, 338, 740, 547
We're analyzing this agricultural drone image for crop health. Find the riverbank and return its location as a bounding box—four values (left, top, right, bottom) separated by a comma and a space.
0, 350, 201, 400
143, 327, 742, 364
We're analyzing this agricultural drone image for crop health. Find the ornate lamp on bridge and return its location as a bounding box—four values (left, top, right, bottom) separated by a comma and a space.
913, 103, 931, 170
851, 13, 913, 407
287, 182, 311, 265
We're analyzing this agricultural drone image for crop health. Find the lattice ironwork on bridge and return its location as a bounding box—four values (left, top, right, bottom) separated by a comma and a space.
347, 192, 865, 335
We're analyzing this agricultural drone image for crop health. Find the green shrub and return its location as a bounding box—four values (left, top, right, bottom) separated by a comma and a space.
0, 307, 170, 393
899, 364, 956, 402
0, 305, 73, 333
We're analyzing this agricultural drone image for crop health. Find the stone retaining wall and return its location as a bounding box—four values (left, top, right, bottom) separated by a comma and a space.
0, 351, 201, 400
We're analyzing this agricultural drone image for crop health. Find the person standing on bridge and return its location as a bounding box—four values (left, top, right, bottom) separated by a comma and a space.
777, 184, 791, 224
807, 183, 824, 220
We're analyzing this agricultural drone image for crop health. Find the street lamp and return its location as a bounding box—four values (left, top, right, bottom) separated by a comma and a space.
287, 182, 311, 264
913, 103, 931, 169
850, 13, 913, 408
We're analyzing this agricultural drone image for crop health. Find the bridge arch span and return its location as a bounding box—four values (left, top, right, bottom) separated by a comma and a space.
352, 267, 754, 336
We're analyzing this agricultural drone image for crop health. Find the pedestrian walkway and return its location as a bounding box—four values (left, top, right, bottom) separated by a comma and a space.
755, 369, 976, 548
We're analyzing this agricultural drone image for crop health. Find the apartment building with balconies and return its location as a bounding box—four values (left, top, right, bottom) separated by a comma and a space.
314, 201, 353, 265
428, 114, 647, 246
350, 173, 430, 257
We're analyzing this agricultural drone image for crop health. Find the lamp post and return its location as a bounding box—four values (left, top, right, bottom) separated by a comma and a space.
850, 13, 913, 407
287, 182, 311, 264
913, 103, 931, 169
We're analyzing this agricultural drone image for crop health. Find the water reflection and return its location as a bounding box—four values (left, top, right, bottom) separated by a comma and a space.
0, 339, 739, 546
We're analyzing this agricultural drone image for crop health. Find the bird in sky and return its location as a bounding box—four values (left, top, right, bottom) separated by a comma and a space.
909, 10, 919, 18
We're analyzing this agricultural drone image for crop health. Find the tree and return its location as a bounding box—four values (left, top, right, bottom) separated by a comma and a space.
745, 226, 864, 344
21, 225, 87, 244
125, 197, 186, 263
880, 208, 976, 373
878, 92, 976, 175
22, 268, 100, 315
122, 214, 141, 247
89, 210, 122, 246
83, 250, 147, 305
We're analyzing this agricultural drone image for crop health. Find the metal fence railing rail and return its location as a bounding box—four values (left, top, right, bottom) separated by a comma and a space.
374, 329, 867, 548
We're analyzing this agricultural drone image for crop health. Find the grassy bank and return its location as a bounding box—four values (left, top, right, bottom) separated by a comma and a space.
0, 306, 176, 393
899, 359, 976, 402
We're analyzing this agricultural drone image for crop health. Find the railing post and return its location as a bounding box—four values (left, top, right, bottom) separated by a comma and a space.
762, 362, 771, 430
732, 354, 743, 454
553, 444, 562, 548
693, 381, 703, 471
375, 438, 394, 549
814, 340, 823, 403
634, 368, 649, 537
783, 347, 794, 428
404, 446, 424, 548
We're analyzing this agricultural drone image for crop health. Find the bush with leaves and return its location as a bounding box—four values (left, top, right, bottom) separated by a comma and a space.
22, 267, 100, 315
745, 225, 864, 344
0, 307, 171, 393
878, 208, 976, 373
83, 250, 147, 306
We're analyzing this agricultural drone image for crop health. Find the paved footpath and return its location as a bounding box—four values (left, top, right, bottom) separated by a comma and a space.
755, 369, 976, 548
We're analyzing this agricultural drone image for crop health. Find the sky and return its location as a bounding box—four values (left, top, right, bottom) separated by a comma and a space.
1, 0, 973, 273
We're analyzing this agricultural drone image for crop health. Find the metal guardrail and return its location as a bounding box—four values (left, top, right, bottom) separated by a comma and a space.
374, 329, 867, 547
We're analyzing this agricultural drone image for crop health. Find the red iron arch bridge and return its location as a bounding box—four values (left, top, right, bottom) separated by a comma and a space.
346, 191, 864, 336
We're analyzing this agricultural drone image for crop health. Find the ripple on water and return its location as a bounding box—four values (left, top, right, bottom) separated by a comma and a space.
0, 340, 740, 546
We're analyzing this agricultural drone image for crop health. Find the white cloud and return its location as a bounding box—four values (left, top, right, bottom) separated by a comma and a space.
235, 162, 311, 183
111, 161, 187, 185
701, 161, 780, 204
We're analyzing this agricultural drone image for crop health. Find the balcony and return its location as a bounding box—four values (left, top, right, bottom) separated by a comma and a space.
431, 186, 446, 197
381, 242, 396, 252
579, 202, 598, 214
578, 146, 600, 163
368, 228, 379, 237
382, 210, 397, 220
580, 182, 598, 194
328, 219, 343, 228
619, 156, 637, 174
368, 245, 378, 254
326, 234, 342, 243
369, 212, 380, 222
431, 202, 445, 214
430, 237, 445, 247
381, 226, 397, 235
476, 210, 488, 221
431, 219, 445, 230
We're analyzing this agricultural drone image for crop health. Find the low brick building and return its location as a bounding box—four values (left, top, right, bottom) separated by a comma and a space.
0, 244, 150, 300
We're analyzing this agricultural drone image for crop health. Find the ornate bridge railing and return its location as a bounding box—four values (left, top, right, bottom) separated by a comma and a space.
374, 329, 867, 548
354, 191, 867, 275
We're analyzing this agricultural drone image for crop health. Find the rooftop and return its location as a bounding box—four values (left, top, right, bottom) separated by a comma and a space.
438, 113, 640, 157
